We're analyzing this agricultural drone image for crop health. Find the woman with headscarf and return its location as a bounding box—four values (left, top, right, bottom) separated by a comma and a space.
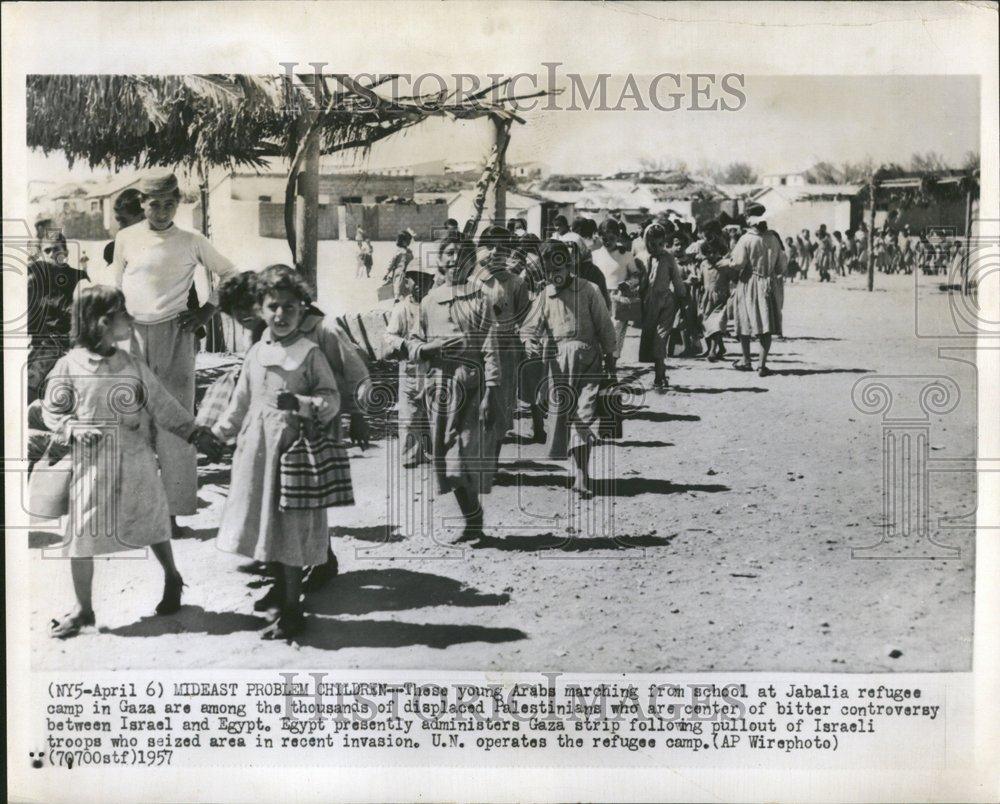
635, 223, 686, 391
405, 235, 500, 542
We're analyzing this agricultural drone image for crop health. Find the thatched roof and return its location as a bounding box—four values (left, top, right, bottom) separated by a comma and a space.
27, 74, 546, 171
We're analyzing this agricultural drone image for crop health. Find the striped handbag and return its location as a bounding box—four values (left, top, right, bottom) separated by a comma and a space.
278, 425, 354, 511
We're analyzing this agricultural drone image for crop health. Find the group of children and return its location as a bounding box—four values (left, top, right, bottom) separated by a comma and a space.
380, 226, 617, 516
36, 172, 371, 642
784, 224, 965, 281
33, 174, 800, 643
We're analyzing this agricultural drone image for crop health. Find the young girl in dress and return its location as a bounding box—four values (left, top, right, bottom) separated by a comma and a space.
406, 236, 500, 541
43, 286, 220, 638
699, 240, 733, 362
211, 265, 342, 639
382, 263, 437, 467
784, 237, 800, 282
521, 240, 617, 497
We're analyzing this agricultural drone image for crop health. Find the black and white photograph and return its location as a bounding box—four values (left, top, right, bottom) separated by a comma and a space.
4, 2, 998, 802
19, 69, 983, 671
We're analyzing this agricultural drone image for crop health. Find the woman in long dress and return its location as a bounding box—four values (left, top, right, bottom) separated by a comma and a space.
717, 218, 787, 377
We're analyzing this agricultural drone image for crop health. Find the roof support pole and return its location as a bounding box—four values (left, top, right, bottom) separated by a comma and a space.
867, 178, 877, 292
294, 111, 320, 298
962, 186, 973, 296
492, 114, 509, 227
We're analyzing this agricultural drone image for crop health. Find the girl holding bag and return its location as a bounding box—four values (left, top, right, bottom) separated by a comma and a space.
210, 265, 342, 640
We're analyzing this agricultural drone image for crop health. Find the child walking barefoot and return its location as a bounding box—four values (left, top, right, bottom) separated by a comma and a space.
211, 266, 341, 640
698, 241, 733, 362
43, 286, 220, 638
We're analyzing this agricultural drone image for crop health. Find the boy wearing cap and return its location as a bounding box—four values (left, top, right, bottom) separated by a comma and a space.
108, 172, 237, 525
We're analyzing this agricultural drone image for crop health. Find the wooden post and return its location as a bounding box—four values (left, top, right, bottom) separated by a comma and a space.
295, 113, 320, 298
866, 178, 877, 292
962, 185, 974, 296
492, 114, 508, 227
197, 161, 210, 238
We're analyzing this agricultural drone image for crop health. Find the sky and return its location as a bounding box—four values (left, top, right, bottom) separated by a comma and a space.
26, 74, 980, 186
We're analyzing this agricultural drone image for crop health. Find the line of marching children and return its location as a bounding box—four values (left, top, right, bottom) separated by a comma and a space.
375, 203, 793, 548
787, 223, 965, 281
34, 173, 793, 644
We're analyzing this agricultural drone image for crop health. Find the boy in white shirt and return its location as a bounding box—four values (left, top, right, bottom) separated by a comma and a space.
108, 172, 237, 529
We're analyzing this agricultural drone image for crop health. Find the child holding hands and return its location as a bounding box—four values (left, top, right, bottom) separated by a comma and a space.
43, 286, 221, 639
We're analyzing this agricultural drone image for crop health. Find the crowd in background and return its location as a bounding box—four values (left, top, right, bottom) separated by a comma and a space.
23, 171, 971, 644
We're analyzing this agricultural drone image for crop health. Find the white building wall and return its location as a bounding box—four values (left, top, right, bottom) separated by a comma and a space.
764, 199, 852, 237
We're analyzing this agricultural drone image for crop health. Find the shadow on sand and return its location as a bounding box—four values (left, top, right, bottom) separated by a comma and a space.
104, 606, 267, 638
469, 531, 676, 553
307, 568, 510, 616
293, 618, 528, 651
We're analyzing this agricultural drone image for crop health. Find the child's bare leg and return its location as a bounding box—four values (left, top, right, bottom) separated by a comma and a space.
759, 333, 772, 368
653, 357, 667, 385
50, 557, 96, 637
570, 442, 592, 495
261, 565, 306, 639
151, 541, 184, 615
453, 485, 483, 541
71, 557, 95, 616
530, 403, 546, 443
738, 336, 752, 366
150, 541, 182, 583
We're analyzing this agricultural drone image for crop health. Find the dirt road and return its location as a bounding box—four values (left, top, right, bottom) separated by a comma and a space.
29, 270, 976, 672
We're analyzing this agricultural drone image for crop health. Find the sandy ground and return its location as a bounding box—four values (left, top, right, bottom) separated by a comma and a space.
29, 269, 976, 672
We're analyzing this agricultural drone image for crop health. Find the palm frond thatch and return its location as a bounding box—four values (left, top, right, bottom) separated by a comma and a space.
26, 74, 549, 171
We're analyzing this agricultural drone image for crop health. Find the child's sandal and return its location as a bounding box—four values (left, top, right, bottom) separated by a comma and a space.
49, 610, 95, 639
